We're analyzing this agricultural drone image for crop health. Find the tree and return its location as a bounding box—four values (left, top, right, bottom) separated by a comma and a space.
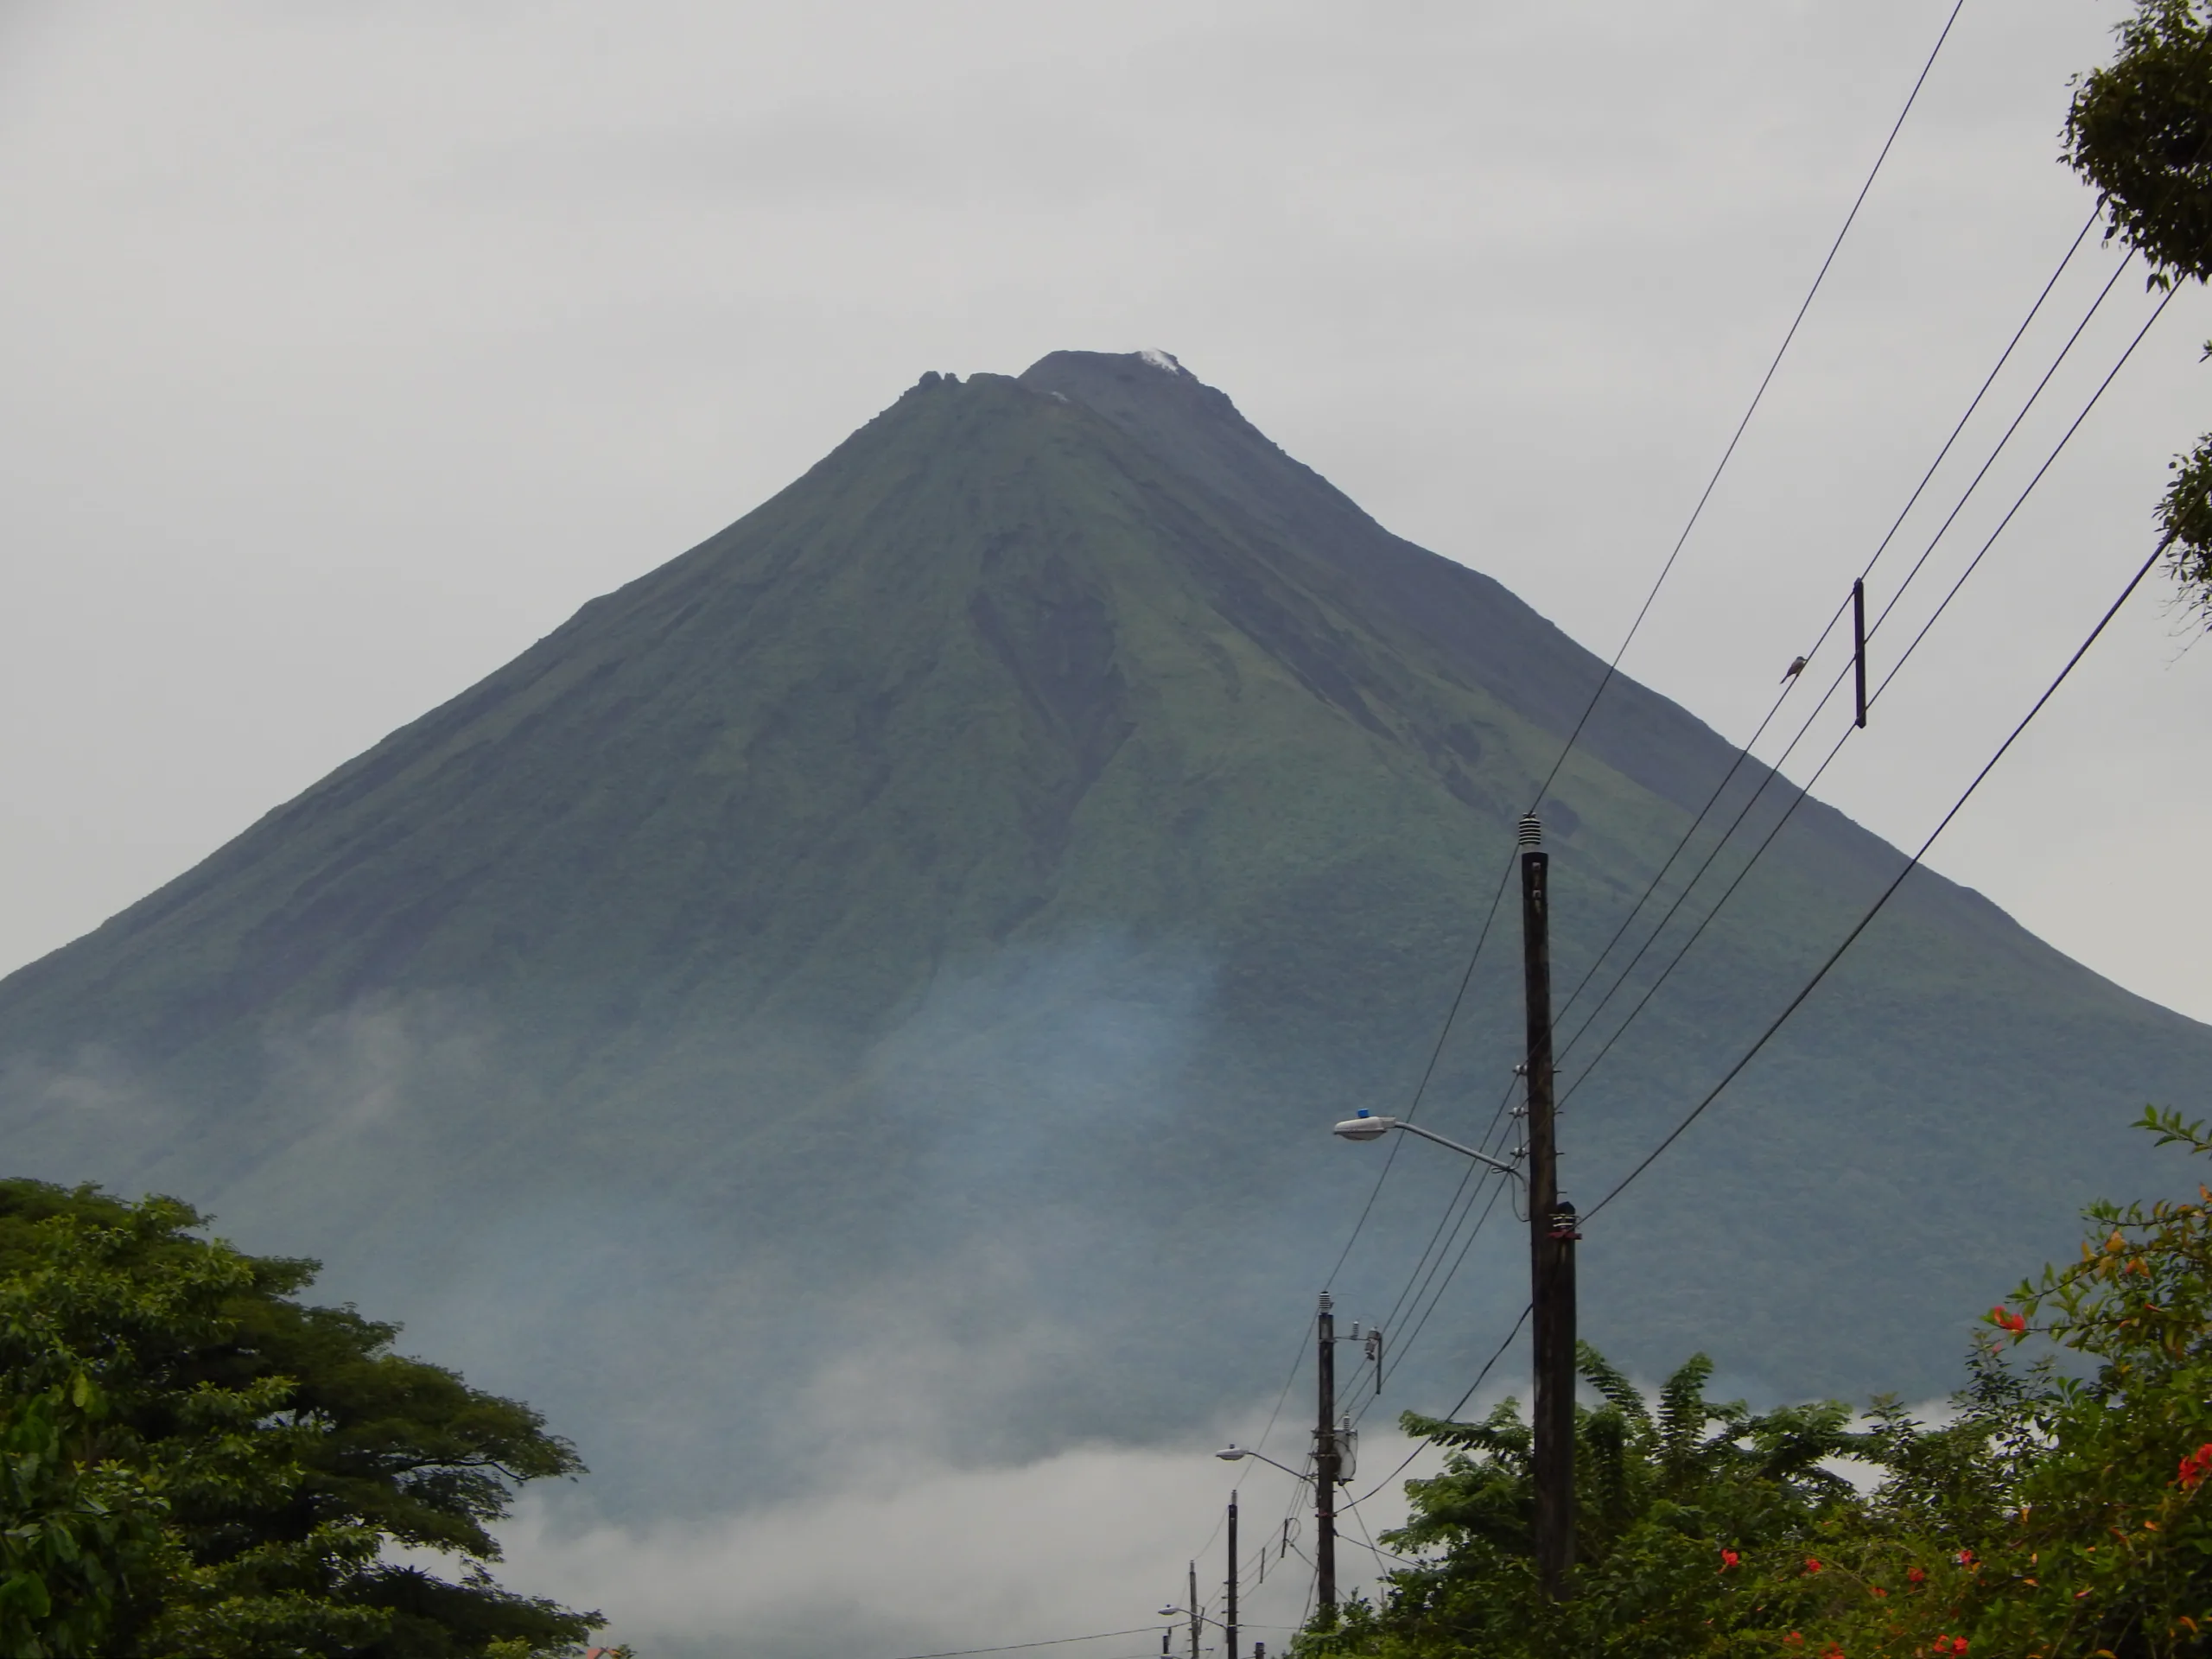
1296, 1109, 2212, 1659
2065, 0, 2212, 613
0, 1179, 606, 1657
1301, 1346, 1872, 1659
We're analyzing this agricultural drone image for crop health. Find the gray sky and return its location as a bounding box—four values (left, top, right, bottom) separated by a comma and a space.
5, 1, 2209, 1020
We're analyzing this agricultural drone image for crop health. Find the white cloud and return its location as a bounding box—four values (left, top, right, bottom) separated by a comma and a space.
493, 1422, 1426, 1659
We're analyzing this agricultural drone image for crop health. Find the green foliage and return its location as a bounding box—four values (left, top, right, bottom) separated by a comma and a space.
0, 1179, 605, 1658
2158, 410, 2212, 619
1304, 1347, 1871, 1659
2067, 0, 2212, 286
2065, 1, 2212, 618
1303, 1111, 2212, 1659
0, 1385, 163, 1657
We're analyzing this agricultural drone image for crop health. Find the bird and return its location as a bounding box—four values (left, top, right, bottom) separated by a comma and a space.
1780, 655, 1808, 683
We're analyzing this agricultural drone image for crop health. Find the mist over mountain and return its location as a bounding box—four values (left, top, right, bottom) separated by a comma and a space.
0, 349, 2203, 1521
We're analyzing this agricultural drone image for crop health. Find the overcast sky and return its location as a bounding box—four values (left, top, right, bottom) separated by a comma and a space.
6, 2, 2206, 1644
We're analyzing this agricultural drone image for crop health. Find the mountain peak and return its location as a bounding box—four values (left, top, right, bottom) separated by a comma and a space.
0, 342, 2201, 1518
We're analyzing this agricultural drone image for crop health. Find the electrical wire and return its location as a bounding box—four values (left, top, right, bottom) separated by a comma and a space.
1551, 238, 2138, 1089
1375, 1166, 1516, 1397
1528, 0, 1968, 811
1589, 525, 2174, 1219
1248, 1328, 1310, 1459
1547, 207, 2104, 1047
1341, 1303, 1534, 1512
1217, 6, 1976, 1609
1864, 251, 2136, 648
1347, 1506, 1421, 1567
1552, 281, 2178, 1121
1368, 1076, 1521, 1350
1357, 1109, 1522, 1425
873, 1630, 1167, 1659
1322, 0, 1969, 1300
1322, 851, 1519, 1289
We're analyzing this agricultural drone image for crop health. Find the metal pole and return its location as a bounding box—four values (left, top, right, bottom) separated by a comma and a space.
1314, 1292, 1338, 1613
1853, 579, 1867, 728
1521, 814, 1575, 1599
1225, 1491, 1239, 1659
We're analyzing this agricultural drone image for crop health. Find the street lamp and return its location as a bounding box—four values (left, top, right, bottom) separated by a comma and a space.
1331, 1109, 1523, 1180
1213, 1444, 1310, 1481
1329, 813, 1575, 1603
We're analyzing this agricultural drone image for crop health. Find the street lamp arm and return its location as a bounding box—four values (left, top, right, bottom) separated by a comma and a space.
1396, 1119, 1522, 1180
1214, 1445, 1311, 1483
1332, 1113, 1522, 1182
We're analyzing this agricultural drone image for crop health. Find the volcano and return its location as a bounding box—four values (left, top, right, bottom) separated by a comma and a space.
1, 350, 2202, 1507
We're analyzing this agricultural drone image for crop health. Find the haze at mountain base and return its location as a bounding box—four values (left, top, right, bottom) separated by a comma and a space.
0, 350, 2199, 1518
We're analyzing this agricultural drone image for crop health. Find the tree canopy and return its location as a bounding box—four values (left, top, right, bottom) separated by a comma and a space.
0, 1179, 604, 1657
1297, 1109, 2212, 1659
2065, 0, 2212, 613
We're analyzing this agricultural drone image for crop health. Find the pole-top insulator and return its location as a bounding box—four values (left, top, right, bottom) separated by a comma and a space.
1518, 814, 1542, 849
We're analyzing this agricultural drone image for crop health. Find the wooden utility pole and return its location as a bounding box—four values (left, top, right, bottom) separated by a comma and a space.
1188, 1560, 1200, 1659
1314, 1292, 1338, 1613
1521, 813, 1576, 1599
1225, 1490, 1239, 1659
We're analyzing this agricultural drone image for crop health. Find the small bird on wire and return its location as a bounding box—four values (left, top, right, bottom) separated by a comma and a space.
1780, 655, 1808, 683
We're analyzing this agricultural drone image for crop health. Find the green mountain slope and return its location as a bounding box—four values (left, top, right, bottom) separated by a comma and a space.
0, 351, 2202, 1509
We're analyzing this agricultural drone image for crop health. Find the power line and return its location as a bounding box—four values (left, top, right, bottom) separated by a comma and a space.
1367, 1076, 1520, 1351
873, 1630, 1166, 1659
1377, 1165, 1516, 1395
1862, 250, 2137, 647
1553, 234, 2134, 1081
1529, 0, 1968, 811
1342, 1303, 1534, 1512
1546, 206, 2105, 1048
1552, 280, 2178, 1120
1323, 853, 1518, 1290
1589, 527, 2174, 1219
1248, 1327, 1310, 1459
1356, 1105, 1522, 1426
1326, 0, 1970, 1297
1241, 8, 1973, 1606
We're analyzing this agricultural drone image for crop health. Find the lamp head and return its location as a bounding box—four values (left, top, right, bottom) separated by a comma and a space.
1333, 1110, 1396, 1143
1215, 1445, 1248, 1461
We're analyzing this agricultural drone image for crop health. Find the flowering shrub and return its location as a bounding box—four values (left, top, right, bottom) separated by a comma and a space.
1295, 1109, 2212, 1659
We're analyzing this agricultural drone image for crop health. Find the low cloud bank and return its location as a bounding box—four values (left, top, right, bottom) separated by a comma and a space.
494, 1424, 1426, 1659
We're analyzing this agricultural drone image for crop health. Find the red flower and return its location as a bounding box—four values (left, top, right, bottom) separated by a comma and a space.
1955, 1549, 1976, 1568
1719, 1549, 1739, 1571
1907, 1567, 1927, 1583
1805, 1557, 1823, 1574
1783, 1634, 1805, 1649
1990, 1306, 2027, 1335
2179, 1444, 2212, 1489
1952, 1641, 1969, 1655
